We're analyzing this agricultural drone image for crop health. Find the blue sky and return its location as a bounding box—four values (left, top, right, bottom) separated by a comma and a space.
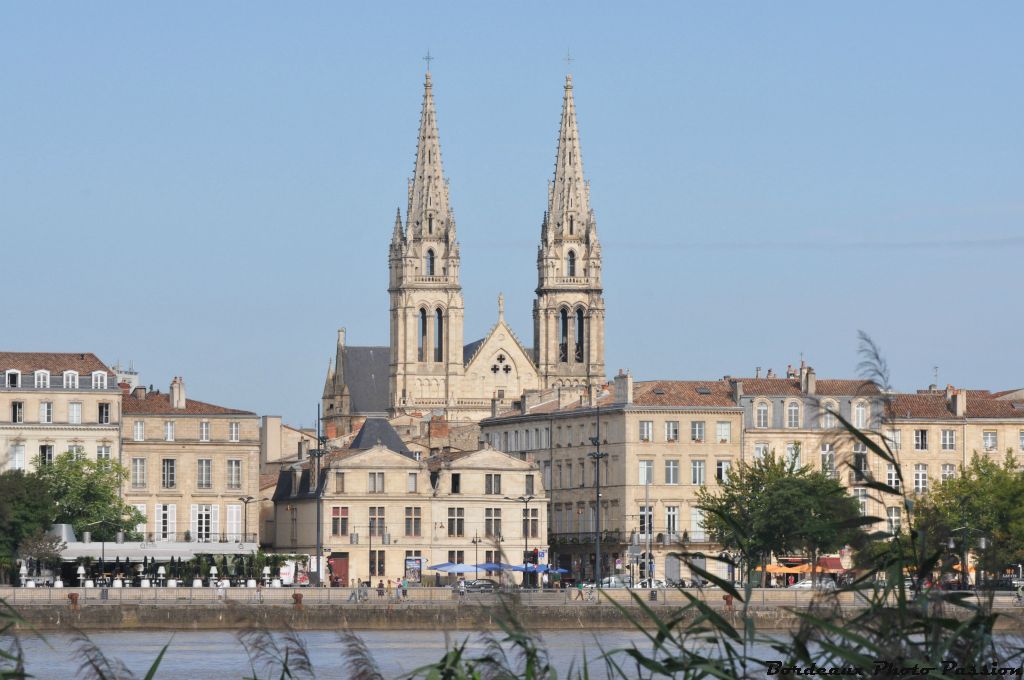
2, 3, 1021, 426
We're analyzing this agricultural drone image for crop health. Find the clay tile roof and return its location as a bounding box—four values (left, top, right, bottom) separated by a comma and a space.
889, 393, 952, 419
259, 473, 279, 490
966, 399, 1024, 419
815, 379, 881, 396
738, 377, 878, 397
122, 392, 254, 416
735, 378, 802, 396
0, 351, 114, 377
632, 380, 737, 407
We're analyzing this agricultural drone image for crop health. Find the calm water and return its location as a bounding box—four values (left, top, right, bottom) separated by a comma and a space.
15, 629, 663, 679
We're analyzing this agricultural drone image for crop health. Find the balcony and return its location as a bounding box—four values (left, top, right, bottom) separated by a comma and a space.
848, 470, 869, 485
549, 530, 622, 546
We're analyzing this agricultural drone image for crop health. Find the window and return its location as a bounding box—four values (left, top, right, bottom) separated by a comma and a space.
369, 507, 385, 537
451, 473, 461, 494
941, 464, 956, 482
335, 472, 345, 493
161, 459, 176, 489
821, 403, 837, 429
200, 421, 210, 442
691, 421, 705, 442
485, 473, 502, 495
229, 422, 240, 442
68, 402, 82, 425
574, 308, 585, 362
447, 507, 464, 536
92, 371, 107, 389
913, 464, 928, 494
886, 463, 901, 491
754, 442, 769, 462
786, 402, 800, 428
1020, 430, 1024, 451
566, 464, 573, 488
786, 443, 800, 467
542, 463, 550, 491
368, 472, 384, 493
164, 421, 175, 441
5, 371, 20, 388
888, 429, 902, 450
716, 422, 731, 443
983, 431, 997, 451
447, 550, 465, 565
558, 308, 569, 362
525, 474, 535, 496
853, 488, 867, 516
227, 460, 242, 489
716, 460, 731, 483
485, 508, 501, 537
405, 507, 422, 536
941, 429, 955, 450
914, 429, 927, 451
69, 445, 85, 460
638, 460, 653, 485
665, 421, 679, 442
407, 472, 418, 493
370, 550, 385, 577
820, 444, 836, 478
523, 507, 539, 538
330, 506, 348, 536
39, 401, 52, 424
98, 403, 110, 424
197, 459, 212, 489
639, 505, 653, 535
63, 371, 78, 389
8, 444, 25, 470
418, 308, 427, 361
425, 249, 435, 276
691, 460, 706, 486
132, 458, 146, 488
158, 504, 176, 541
853, 446, 869, 481
887, 507, 901, 534
96, 445, 111, 461
34, 370, 49, 388
566, 250, 576, 277
854, 402, 868, 429
665, 459, 679, 485
434, 308, 444, 362
133, 420, 144, 441
639, 421, 653, 442
666, 506, 679, 535
39, 444, 54, 465
690, 507, 706, 542
755, 403, 769, 429
11, 402, 23, 423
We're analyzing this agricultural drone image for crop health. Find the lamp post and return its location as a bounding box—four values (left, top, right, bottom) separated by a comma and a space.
471, 531, 482, 579
308, 414, 328, 586
505, 494, 535, 586
948, 528, 988, 590
83, 519, 122, 585
238, 495, 255, 542
588, 401, 608, 586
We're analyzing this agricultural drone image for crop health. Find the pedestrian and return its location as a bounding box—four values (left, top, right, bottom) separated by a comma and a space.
377, 579, 385, 599
574, 581, 584, 601
458, 576, 466, 597
401, 577, 408, 599
386, 578, 393, 600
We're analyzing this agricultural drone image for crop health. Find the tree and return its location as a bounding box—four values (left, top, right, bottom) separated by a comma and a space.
0, 470, 54, 559
32, 452, 145, 540
18, 530, 66, 576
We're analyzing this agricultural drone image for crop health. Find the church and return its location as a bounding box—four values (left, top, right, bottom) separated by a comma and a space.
322, 71, 606, 437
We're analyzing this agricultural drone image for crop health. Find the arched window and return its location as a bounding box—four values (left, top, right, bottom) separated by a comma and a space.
566, 251, 576, 277
92, 371, 108, 390
434, 308, 444, 363
418, 309, 427, 362
425, 250, 435, 276
755, 402, 769, 428
855, 402, 868, 429
574, 308, 585, 362
428, 214, 433, 234
822, 402, 838, 429
63, 371, 78, 389
569, 215, 574, 235
558, 309, 568, 363
786, 402, 800, 428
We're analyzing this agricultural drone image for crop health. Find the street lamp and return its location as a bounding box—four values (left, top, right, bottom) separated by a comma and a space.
238, 495, 255, 542
471, 531, 482, 579
505, 494, 536, 586
83, 519, 122, 585
948, 529, 988, 590
588, 401, 608, 586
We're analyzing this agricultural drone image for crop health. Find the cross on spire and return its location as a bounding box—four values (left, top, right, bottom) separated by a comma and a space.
564, 49, 574, 71
423, 49, 434, 72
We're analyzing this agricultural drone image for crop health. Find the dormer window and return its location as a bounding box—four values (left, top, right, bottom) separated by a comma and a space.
5, 370, 20, 388
63, 371, 79, 389
34, 370, 50, 389
91, 371, 108, 390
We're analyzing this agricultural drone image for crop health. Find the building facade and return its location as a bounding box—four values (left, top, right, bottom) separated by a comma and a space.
121, 378, 261, 544
0, 352, 121, 472
322, 72, 606, 436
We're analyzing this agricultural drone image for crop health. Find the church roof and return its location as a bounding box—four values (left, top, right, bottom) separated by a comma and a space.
350, 417, 413, 456
340, 345, 390, 414
463, 338, 485, 365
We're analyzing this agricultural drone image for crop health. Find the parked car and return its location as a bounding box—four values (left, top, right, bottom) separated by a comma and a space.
788, 578, 836, 591
637, 578, 667, 589
463, 579, 499, 593
599, 576, 630, 589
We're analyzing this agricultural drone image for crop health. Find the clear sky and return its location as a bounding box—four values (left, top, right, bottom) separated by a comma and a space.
2, 3, 1021, 427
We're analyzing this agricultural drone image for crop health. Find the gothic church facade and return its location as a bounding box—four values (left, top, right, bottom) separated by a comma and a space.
323, 72, 605, 436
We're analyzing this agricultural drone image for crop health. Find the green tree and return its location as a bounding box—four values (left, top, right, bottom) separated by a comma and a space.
32, 452, 144, 540
0, 470, 54, 559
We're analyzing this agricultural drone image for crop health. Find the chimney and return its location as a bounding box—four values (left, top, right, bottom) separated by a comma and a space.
337, 327, 346, 348
945, 384, 954, 400
733, 380, 744, 403
613, 369, 633, 404
118, 382, 131, 397
298, 439, 309, 460
766, 368, 776, 379
170, 376, 186, 409
755, 367, 762, 379
132, 385, 147, 400
950, 389, 967, 417
802, 367, 816, 395
786, 364, 796, 379
491, 398, 499, 418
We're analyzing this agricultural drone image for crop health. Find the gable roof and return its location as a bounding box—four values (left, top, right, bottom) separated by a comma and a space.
463, 338, 485, 365
889, 392, 1024, 420
340, 346, 390, 414
738, 377, 879, 398
123, 392, 254, 416
0, 352, 115, 378
633, 380, 737, 408
349, 417, 413, 456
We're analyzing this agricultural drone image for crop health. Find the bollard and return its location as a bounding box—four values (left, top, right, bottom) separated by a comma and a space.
292, 592, 303, 609
68, 592, 80, 611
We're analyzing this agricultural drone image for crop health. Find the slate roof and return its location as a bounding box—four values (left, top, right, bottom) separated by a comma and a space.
341, 346, 390, 414
123, 392, 254, 416
0, 352, 115, 379
349, 417, 413, 456
463, 339, 485, 365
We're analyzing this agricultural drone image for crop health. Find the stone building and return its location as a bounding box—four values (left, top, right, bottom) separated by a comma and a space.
121, 378, 261, 545
322, 71, 606, 437
271, 418, 545, 585
0, 352, 121, 472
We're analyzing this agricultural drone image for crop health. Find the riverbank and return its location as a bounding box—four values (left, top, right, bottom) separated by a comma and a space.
10, 601, 1024, 633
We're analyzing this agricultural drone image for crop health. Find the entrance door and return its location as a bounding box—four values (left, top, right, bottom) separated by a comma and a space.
329, 552, 349, 586
665, 554, 681, 585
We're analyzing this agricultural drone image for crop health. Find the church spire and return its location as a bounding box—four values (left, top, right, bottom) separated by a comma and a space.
544, 74, 591, 243
406, 71, 451, 240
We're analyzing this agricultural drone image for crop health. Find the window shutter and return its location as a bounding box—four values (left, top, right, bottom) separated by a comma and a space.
190, 504, 199, 540
168, 504, 177, 538
134, 504, 147, 536
211, 504, 220, 541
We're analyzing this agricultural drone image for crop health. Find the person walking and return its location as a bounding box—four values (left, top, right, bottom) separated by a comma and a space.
574, 581, 585, 601
386, 578, 394, 600
457, 576, 467, 597
401, 577, 409, 600
377, 579, 385, 599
